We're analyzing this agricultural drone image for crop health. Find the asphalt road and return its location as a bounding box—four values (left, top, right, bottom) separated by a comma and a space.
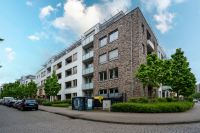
0, 105, 200, 133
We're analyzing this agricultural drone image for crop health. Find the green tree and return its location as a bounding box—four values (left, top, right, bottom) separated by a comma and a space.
136, 54, 163, 97
168, 48, 196, 97
27, 80, 37, 98
44, 70, 61, 101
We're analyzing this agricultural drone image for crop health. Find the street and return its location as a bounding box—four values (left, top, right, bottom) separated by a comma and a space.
0, 105, 200, 133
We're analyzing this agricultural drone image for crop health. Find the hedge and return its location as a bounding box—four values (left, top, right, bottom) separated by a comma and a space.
128, 97, 179, 103
51, 103, 70, 108
112, 102, 194, 113
42, 99, 71, 106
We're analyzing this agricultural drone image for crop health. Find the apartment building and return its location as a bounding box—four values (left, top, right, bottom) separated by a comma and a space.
196, 83, 200, 93
36, 41, 83, 100
93, 8, 165, 100
18, 75, 36, 85
36, 7, 166, 100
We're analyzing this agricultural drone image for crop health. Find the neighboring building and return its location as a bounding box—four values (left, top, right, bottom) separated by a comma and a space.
18, 75, 36, 85
36, 40, 83, 100
196, 83, 200, 93
36, 7, 166, 101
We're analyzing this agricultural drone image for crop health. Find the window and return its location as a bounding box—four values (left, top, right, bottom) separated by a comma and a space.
142, 24, 144, 34
99, 71, 107, 81
109, 88, 119, 94
99, 53, 107, 64
73, 53, 77, 61
109, 68, 118, 79
73, 79, 77, 87
47, 67, 51, 73
73, 66, 77, 74
99, 89, 107, 95
99, 36, 107, 47
147, 30, 151, 40
65, 68, 72, 77
109, 30, 118, 42
109, 49, 118, 60
57, 73, 62, 79
142, 44, 145, 54
57, 62, 62, 69
65, 81, 72, 89
65, 56, 72, 65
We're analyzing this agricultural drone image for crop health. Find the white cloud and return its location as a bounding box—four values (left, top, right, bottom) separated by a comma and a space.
52, 0, 131, 35
5, 48, 15, 62
28, 35, 40, 41
26, 1, 33, 6
140, 0, 184, 33
39, 5, 55, 19
56, 3, 62, 8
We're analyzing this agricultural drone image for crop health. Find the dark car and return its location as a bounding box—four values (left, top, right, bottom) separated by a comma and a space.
18, 99, 38, 111
13, 100, 22, 109
8, 99, 17, 107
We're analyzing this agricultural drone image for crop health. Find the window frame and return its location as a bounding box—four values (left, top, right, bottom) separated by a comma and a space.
109, 29, 118, 43
99, 53, 107, 64
108, 49, 118, 61
99, 36, 107, 48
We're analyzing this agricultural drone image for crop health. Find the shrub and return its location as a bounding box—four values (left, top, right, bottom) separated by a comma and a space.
184, 97, 193, 102
42, 101, 52, 106
50, 99, 72, 104
156, 98, 167, 103
128, 97, 148, 103
112, 102, 194, 113
51, 103, 69, 108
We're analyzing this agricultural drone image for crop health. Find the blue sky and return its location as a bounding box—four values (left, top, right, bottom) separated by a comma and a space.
0, 0, 200, 84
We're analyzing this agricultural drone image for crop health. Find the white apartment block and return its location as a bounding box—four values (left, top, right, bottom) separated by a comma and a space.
18, 75, 36, 85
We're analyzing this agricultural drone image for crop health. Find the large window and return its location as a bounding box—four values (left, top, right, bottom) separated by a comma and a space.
99, 36, 107, 47
99, 71, 107, 81
65, 56, 72, 65
109, 30, 118, 43
57, 62, 62, 69
65, 81, 72, 89
109, 68, 118, 79
99, 53, 107, 64
99, 89, 107, 95
73, 79, 77, 87
57, 73, 62, 79
65, 68, 72, 77
73, 53, 77, 61
73, 66, 77, 74
108, 49, 118, 60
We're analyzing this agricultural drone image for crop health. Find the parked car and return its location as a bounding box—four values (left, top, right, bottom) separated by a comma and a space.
8, 99, 17, 107
18, 99, 38, 111
13, 100, 22, 109
2, 97, 14, 105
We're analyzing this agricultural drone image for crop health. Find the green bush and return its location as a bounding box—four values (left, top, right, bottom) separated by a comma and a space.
185, 97, 193, 102
42, 101, 52, 106
128, 97, 148, 103
112, 102, 194, 113
51, 103, 69, 108
156, 98, 167, 102
50, 99, 72, 104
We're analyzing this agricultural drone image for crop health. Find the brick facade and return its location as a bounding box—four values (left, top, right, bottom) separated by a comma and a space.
93, 8, 158, 100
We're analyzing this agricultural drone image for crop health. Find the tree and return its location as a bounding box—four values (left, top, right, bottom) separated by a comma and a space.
44, 70, 61, 101
136, 54, 163, 97
27, 80, 37, 98
168, 48, 196, 97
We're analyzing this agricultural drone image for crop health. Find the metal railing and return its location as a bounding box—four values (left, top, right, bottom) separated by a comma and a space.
82, 67, 94, 75
82, 51, 94, 61
82, 35, 94, 46
82, 83, 93, 90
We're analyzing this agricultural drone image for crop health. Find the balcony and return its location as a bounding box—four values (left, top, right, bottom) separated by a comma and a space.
82, 51, 94, 62
82, 67, 94, 76
147, 40, 155, 53
82, 35, 94, 48
82, 83, 93, 90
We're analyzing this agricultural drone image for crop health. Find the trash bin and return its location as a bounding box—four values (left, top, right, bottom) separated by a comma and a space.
72, 97, 93, 111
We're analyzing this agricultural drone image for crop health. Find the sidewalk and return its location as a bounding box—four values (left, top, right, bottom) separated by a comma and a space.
39, 104, 200, 125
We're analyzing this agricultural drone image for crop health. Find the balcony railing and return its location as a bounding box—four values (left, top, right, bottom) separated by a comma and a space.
82, 35, 94, 47
82, 83, 93, 90
82, 67, 94, 75
147, 40, 155, 51
82, 51, 94, 61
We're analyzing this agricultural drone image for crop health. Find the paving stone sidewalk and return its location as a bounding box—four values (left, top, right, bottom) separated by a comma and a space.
39, 104, 200, 125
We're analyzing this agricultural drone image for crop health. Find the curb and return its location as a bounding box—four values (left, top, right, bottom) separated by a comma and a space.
39, 108, 200, 125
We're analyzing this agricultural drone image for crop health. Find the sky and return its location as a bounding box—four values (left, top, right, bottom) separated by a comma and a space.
0, 0, 200, 84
